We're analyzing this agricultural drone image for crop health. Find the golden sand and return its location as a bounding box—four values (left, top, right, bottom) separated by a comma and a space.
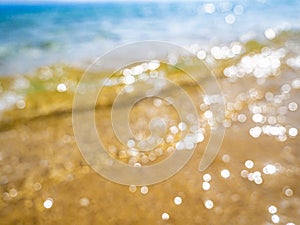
0, 34, 300, 224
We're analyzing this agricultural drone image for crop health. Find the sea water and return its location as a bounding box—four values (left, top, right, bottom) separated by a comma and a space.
0, 0, 299, 75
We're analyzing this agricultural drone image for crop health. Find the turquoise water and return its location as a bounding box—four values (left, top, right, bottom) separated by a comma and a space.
0, 0, 299, 75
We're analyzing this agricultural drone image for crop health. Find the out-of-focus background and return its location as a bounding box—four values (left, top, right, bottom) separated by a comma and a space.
0, 1, 300, 225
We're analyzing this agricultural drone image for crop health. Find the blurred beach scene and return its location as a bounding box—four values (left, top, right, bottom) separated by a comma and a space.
0, 0, 300, 224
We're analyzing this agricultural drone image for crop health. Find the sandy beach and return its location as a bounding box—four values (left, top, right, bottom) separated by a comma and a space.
1, 34, 300, 223
0, 1, 300, 224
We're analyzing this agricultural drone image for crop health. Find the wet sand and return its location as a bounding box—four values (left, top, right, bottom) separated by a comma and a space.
0, 34, 300, 224
0, 101, 299, 224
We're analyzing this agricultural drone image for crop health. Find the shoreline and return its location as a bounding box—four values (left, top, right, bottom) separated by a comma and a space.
0, 30, 299, 128
1, 29, 299, 78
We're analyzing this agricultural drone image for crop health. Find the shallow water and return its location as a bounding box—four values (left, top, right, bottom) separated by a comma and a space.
1, 31, 300, 224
